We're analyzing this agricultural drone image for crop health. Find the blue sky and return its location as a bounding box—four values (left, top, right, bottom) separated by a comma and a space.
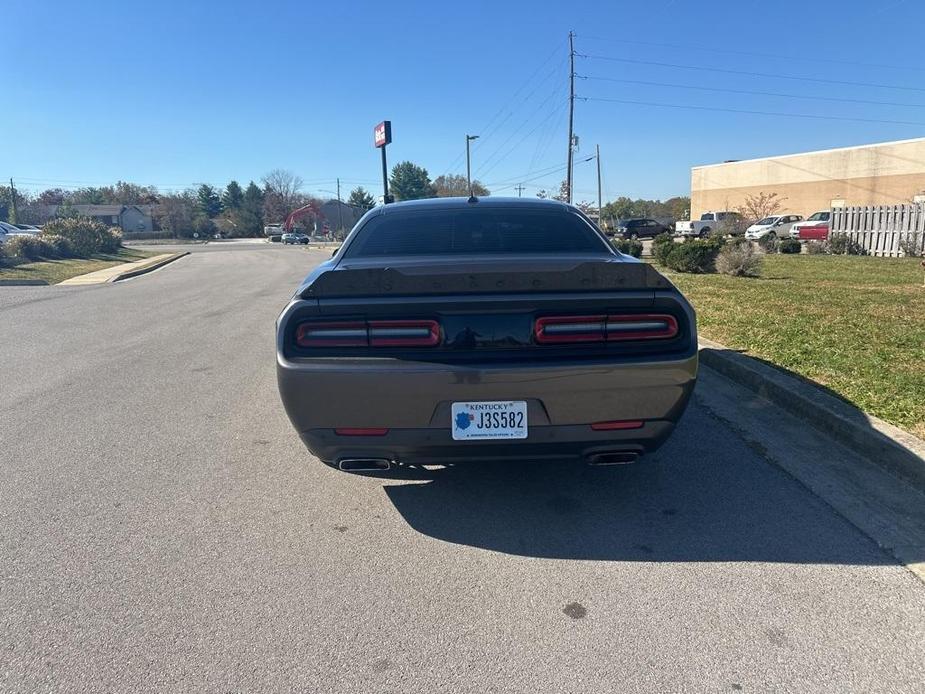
4, 0, 925, 203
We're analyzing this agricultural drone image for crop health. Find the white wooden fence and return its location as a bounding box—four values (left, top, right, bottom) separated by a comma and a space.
829, 204, 925, 257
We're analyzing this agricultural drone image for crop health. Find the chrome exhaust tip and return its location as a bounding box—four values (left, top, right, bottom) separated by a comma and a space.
588, 452, 639, 466
338, 458, 393, 472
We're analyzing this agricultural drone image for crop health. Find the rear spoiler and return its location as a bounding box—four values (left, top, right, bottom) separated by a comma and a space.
301, 260, 675, 298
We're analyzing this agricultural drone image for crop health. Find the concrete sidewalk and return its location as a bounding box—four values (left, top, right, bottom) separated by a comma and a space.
58, 252, 187, 286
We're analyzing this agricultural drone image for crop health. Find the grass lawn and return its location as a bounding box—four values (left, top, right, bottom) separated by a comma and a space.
659, 254, 925, 438
0, 248, 157, 285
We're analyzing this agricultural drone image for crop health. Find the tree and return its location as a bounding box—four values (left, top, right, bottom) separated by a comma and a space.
736, 192, 785, 224
197, 184, 222, 218
37, 188, 67, 205
347, 186, 376, 211
238, 181, 265, 236
552, 180, 569, 202
0, 185, 27, 223
262, 169, 303, 207
432, 174, 489, 198
222, 180, 244, 210
154, 191, 197, 236
389, 161, 436, 201
535, 189, 549, 199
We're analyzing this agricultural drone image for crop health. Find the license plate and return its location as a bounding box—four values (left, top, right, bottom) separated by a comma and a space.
451, 401, 528, 441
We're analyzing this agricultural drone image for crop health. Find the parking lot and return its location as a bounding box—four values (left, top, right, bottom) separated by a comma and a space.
2, 244, 923, 692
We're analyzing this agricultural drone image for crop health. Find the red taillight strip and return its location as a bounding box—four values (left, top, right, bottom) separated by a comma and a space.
591, 420, 644, 431
534, 314, 679, 344
606, 314, 678, 341
296, 320, 441, 348
335, 428, 389, 436
368, 320, 440, 347
296, 321, 367, 347
534, 315, 607, 344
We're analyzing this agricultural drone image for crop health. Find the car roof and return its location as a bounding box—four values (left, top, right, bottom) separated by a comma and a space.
374, 196, 574, 216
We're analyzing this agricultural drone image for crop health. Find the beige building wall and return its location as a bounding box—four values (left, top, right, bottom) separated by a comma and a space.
690, 137, 925, 218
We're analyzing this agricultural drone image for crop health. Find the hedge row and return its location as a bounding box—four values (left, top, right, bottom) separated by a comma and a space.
2, 218, 122, 263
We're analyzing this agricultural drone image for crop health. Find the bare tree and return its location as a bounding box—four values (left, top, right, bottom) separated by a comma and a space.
261, 169, 304, 207
736, 192, 786, 224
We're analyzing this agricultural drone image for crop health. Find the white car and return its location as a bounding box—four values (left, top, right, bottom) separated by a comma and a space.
789, 211, 830, 239
744, 214, 803, 241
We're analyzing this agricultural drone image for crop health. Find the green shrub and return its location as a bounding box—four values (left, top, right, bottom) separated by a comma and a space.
715, 242, 762, 277
828, 234, 867, 256
42, 234, 75, 258
652, 232, 675, 266
5, 234, 51, 260
758, 235, 780, 253
99, 226, 123, 253
612, 238, 643, 258
665, 238, 723, 273
898, 233, 923, 258
0, 241, 7, 264
42, 217, 107, 257
805, 240, 828, 255
778, 239, 801, 254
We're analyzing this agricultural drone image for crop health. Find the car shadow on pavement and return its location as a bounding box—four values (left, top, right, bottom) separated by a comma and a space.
382, 404, 897, 565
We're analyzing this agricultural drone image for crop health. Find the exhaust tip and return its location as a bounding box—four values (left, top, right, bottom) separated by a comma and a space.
338, 458, 393, 472
588, 452, 639, 466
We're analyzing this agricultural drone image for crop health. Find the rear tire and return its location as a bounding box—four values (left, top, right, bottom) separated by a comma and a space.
699, 227, 711, 238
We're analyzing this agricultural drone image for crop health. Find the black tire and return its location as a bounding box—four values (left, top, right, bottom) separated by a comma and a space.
699, 227, 711, 238
628, 232, 638, 240
766, 231, 777, 241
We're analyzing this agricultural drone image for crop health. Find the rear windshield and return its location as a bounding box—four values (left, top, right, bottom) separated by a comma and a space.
343, 208, 610, 257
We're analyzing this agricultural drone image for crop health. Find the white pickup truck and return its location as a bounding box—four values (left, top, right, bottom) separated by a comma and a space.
675, 211, 742, 238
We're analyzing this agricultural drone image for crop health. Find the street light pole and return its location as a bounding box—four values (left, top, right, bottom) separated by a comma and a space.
466, 134, 479, 197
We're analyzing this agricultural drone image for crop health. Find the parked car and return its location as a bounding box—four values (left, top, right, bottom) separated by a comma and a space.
675, 211, 742, 238
789, 211, 830, 240
282, 232, 310, 245
745, 214, 803, 241
13, 224, 41, 233
616, 218, 672, 239
276, 197, 698, 473
0, 221, 21, 243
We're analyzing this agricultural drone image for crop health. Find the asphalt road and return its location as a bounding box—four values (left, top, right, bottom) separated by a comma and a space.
2, 245, 923, 693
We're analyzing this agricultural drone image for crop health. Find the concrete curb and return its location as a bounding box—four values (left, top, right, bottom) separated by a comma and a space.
0, 279, 49, 286
699, 337, 925, 490
109, 252, 188, 282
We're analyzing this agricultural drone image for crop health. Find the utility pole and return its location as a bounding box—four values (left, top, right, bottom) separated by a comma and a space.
566, 30, 576, 205
466, 134, 479, 196
515, 184, 525, 197
595, 144, 602, 227
9, 178, 17, 224
336, 177, 344, 233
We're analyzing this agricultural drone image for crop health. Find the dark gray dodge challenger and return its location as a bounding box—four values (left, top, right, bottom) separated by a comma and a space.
277, 197, 697, 472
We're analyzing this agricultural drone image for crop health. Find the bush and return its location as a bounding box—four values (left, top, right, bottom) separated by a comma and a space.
898, 233, 923, 258
715, 242, 762, 277
652, 232, 675, 266
0, 241, 7, 264
41, 217, 110, 257
778, 238, 802, 254
5, 234, 51, 260
99, 226, 123, 253
42, 234, 75, 258
828, 234, 867, 256
190, 216, 217, 239
758, 235, 780, 253
664, 237, 724, 273
805, 240, 828, 255
612, 238, 643, 258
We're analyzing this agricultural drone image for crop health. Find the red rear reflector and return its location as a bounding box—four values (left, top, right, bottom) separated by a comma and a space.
591, 420, 644, 431
534, 314, 678, 344
334, 428, 389, 436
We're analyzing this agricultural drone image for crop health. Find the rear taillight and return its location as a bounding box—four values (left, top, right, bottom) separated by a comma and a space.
534, 314, 678, 344
296, 319, 440, 348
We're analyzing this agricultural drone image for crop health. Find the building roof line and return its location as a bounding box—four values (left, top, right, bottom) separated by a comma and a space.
692, 136, 925, 170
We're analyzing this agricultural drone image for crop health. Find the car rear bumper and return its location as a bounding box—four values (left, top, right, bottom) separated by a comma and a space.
277, 353, 697, 464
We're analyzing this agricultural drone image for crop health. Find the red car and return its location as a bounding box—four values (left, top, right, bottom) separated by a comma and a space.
790, 212, 830, 241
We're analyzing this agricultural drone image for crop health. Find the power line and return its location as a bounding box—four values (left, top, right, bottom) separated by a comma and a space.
578, 95, 925, 126
476, 97, 569, 180
576, 34, 925, 74
580, 75, 925, 109
579, 53, 925, 93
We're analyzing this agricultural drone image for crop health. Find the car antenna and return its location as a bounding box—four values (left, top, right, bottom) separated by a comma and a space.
467, 195, 479, 204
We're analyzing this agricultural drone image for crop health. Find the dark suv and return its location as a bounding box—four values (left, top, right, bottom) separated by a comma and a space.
616, 218, 671, 239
